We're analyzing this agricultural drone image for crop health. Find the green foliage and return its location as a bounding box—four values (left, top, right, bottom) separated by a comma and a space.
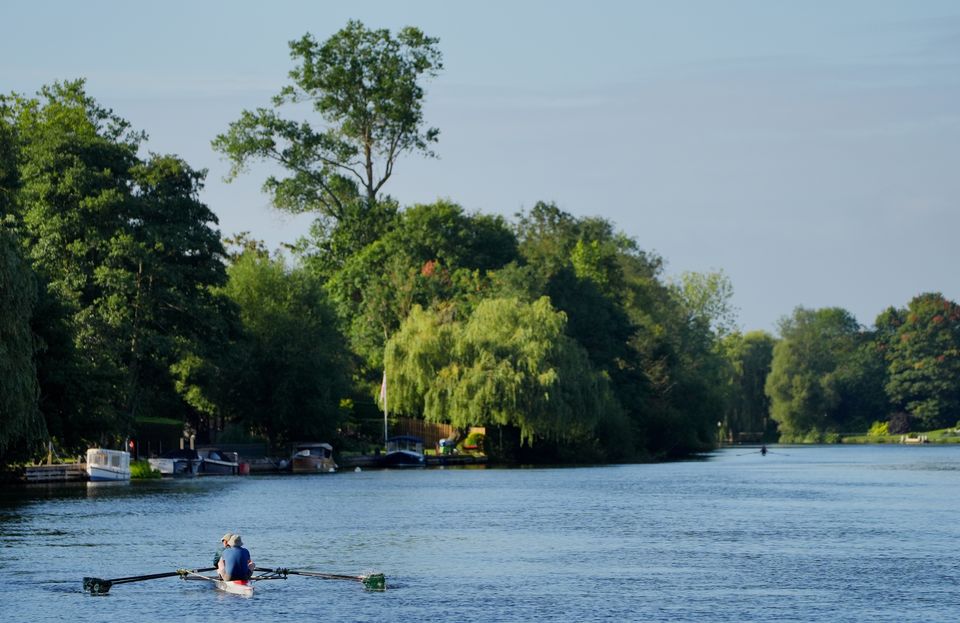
672, 270, 739, 337
765, 307, 884, 442
324, 200, 518, 373
3, 80, 232, 454
213, 20, 442, 218
221, 251, 351, 447
130, 459, 161, 479
386, 297, 622, 446
0, 224, 46, 462
720, 331, 775, 440
867, 421, 889, 437
878, 293, 960, 429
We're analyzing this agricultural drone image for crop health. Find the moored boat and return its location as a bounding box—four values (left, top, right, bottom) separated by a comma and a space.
291, 442, 337, 473
85, 448, 131, 481
148, 448, 202, 477
196, 448, 240, 475
381, 435, 425, 467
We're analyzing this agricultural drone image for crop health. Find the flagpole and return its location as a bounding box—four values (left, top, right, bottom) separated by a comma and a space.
381, 371, 388, 443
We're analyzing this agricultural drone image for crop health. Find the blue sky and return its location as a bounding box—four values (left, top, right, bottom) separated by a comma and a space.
4, 1, 959, 332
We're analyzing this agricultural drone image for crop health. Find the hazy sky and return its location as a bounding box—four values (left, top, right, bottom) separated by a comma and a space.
5, 1, 959, 332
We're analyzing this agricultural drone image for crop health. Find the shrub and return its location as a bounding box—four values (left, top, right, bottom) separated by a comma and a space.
888, 412, 912, 435
130, 460, 161, 479
868, 421, 889, 437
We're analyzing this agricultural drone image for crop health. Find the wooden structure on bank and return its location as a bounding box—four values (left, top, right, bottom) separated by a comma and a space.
25, 464, 87, 482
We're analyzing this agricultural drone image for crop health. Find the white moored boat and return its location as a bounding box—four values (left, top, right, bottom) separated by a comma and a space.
85, 448, 131, 481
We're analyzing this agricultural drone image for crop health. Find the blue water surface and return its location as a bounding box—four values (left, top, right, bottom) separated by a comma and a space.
1, 445, 959, 622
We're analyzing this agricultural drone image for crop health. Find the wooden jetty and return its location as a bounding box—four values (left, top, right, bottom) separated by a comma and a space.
25, 464, 87, 482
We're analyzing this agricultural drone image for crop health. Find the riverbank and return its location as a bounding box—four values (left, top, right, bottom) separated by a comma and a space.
840, 426, 960, 444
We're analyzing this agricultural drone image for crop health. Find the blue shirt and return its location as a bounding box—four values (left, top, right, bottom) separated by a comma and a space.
220, 546, 251, 580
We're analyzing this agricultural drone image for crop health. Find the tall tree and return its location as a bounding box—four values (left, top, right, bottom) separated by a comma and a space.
4, 81, 232, 449
879, 293, 960, 429
672, 270, 739, 337
325, 200, 517, 372
0, 223, 46, 463
213, 20, 442, 225
765, 307, 877, 441
222, 252, 351, 447
3, 80, 142, 442
721, 331, 775, 440
385, 297, 623, 453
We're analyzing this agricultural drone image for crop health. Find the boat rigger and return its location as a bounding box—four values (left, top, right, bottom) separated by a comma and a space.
83, 566, 386, 595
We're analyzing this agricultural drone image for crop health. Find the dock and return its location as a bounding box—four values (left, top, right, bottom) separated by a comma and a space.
24, 464, 87, 482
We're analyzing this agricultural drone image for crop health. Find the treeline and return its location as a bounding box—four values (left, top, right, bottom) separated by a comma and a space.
1, 22, 956, 466
763, 297, 960, 442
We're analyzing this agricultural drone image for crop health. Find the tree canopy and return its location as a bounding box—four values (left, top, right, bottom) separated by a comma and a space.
878, 293, 960, 429
213, 20, 442, 219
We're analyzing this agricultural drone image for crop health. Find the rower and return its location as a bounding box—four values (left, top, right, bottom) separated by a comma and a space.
761, 444, 767, 456
213, 532, 233, 566
218, 534, 255, 581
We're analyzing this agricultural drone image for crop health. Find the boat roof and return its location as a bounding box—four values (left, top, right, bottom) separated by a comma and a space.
294, 442, 333, 449
158, 448, 200, 459
387, 435, 423, 442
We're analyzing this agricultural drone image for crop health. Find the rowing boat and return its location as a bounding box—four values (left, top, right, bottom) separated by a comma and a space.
84, 565, 384, 595
214, 578, 254, 597
183, 571, 259, 596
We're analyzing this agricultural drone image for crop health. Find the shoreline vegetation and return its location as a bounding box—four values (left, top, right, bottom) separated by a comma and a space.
2, 21, 959, 471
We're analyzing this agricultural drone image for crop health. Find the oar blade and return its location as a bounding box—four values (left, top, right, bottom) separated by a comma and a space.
83, 577, 112, 594
361, 573, 386, 591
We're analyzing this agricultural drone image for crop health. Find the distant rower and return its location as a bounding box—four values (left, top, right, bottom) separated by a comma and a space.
761, 444, 767, 456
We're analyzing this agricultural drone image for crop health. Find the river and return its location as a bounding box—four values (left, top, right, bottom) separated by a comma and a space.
1, 445, 958, 622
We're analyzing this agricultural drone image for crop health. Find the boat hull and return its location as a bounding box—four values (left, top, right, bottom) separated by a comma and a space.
381, 450, 425, 467
148, 457, 201, 477
87, 465, 131, 481
198, 459, 239, 475
85, 449, 131, 481
291, 442, 337, 473
197, 448, 240, 475
215, 579, 254, 597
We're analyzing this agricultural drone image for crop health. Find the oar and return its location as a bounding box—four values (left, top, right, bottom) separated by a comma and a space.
259, 567, 386, 591
83, 567, 216, 594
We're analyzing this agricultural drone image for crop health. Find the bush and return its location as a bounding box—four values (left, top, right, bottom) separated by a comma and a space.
868, 421, 889, 437
130, 460, 161, 479
888, 412, 912, 435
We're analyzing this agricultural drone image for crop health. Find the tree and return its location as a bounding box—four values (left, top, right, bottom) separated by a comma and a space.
95, 154, 232, 435
0, 222, 46, 463
765, 307, 878, 441
325, 200, 517, 372
511, 201, 725, 457
721, 331, 776, 441
3, 80, 142, 444
672, 270, 739, 337
879, 293, 960, 429
4, 81, 233, 449
385, 297, 623, 453
222, 252, 351, 447
213, 20, 443, 220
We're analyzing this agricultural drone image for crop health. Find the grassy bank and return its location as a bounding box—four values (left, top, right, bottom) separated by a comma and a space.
841, 427, 960, 444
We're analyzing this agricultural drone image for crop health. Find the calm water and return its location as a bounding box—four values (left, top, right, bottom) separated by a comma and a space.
2, 445, 959, 622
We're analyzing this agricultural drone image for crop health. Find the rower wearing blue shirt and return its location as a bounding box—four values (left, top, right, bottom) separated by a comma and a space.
218, 534, 255, 581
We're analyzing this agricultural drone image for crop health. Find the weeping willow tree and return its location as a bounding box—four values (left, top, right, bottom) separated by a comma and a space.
0, 225, 46, 463
385, 297, 619, 446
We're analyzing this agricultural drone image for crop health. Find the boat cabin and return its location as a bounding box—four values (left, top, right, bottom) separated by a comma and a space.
291, 442, 337, 473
